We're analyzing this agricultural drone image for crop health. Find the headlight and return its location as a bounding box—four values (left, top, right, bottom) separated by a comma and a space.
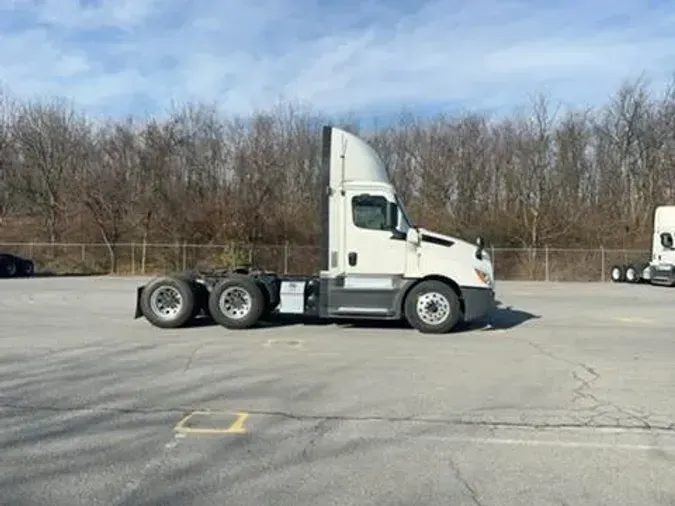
474, 268, 493, 287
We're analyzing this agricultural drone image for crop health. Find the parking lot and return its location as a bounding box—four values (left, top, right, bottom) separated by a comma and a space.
0, 276, 674, 506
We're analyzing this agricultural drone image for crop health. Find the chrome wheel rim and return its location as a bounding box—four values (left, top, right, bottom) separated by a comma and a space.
626, 268, 635, 281
611, 268, 620, 280
219, 287, 252, 320
416, 292, 451, 325
149, 286, 183, 319
6, 262, 16, 276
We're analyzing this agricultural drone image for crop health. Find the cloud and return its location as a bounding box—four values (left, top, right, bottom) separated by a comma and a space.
0, 0, 674, 119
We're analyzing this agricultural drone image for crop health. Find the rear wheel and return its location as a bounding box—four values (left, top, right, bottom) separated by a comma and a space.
140, 276, 196, 328
0, 256, 17, 278
625, 265, 639, 283
208, 277, 265, 329
404, 280, 462, 334
610, 265, 625, 283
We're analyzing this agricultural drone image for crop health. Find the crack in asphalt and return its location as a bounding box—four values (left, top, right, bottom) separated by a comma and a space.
448, 455, 485, 506
301, 418, 333, 461
183, 343, 206, 372
521, 339, 658, 430
1, 399, 673, 432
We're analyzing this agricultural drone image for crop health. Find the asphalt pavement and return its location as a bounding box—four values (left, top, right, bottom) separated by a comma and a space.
0, 277, 674, 505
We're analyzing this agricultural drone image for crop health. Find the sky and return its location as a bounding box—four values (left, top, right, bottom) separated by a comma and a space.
0, 0, 674, 121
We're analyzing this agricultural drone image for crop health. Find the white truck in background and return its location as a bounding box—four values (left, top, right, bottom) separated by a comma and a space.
611, 205, 675, 286
134, 125, 496, 334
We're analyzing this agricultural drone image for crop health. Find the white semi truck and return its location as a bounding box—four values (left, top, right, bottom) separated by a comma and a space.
134, 125, 496, 334
611, 205, 675, 286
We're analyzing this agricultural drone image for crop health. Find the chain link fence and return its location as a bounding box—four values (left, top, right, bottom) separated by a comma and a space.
0, 242, 650, 281
489, 247, 649, 281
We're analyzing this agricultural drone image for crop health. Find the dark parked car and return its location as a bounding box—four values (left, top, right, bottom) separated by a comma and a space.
0, 253, 35, 278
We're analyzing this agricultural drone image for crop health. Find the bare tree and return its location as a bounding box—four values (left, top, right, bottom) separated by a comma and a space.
0, 91, 16, 225
11, 99, 89, 244
80, 119, 140, 273
2, 78, 675, 278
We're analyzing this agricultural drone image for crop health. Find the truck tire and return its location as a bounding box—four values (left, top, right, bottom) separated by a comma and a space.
208, 276, 265, 329
404, 280, 462, 334
610, 265, 625, 282
139, 275, 196, 328
0, 256, 17, 278
625, 265, 639, 283
22, 260, 35, 277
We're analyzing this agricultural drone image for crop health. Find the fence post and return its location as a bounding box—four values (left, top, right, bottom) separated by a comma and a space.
182, 241, 187, 271
284, 240, 289, 274
131, 243, 135, 276
545, 245, 550, 282
81, 244, 86, 263
600, 246, 605, 282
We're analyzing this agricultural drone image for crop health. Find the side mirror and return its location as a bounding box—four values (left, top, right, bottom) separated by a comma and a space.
386, 202, 398, 230
475, 236, 485, 259
660, 232, 673, 249
407, 227, 421, 245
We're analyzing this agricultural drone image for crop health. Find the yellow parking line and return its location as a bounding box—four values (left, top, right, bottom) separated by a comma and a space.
224, 412, 248, 434
173, 411, 249, 435
615, 317, 652, 324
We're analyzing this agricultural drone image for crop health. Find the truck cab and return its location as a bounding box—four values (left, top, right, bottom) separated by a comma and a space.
134, 125, 496, 334
611, 205, 675, 285
647, 205, 675, 285
651, 206, 675, 264
317, 126, 495, 331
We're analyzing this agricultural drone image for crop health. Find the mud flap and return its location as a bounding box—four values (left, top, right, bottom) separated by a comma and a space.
134, 285, 145, 318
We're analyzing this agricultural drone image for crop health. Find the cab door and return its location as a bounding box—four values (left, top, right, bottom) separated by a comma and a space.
330, 189, 406, 316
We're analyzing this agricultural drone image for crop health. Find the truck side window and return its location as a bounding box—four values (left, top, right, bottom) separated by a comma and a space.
352, 195, 389, 230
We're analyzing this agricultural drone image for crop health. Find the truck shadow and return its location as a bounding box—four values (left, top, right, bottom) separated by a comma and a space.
186, 300, 539, 333
462, 303, 540, 332
33, 272, 106, 278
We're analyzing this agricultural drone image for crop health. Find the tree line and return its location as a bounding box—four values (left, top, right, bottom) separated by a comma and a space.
0, 78, 673, 273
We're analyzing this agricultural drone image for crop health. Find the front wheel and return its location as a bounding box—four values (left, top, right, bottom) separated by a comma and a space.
404, 280, 462, 334
208, 277, 265, 329
22, 260, 34, 277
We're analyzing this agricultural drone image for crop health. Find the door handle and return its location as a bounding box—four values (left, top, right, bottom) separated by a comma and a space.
348, 252, 357, 266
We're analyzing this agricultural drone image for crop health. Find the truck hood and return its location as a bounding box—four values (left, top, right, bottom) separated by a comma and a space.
419, 228, 479, 253
419, 227, 493, 269
414, 227, 494, 288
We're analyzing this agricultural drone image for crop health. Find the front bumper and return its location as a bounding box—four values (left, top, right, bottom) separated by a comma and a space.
460, 286, 495, 321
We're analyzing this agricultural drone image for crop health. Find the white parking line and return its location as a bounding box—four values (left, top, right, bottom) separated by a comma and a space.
407, 434, 675, 451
